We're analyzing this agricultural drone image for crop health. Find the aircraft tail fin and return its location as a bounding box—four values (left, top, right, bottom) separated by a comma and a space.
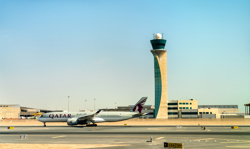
129, 97, 147, 113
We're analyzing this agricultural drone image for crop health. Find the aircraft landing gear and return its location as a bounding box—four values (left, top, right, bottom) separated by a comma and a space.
43, 122, 46, 127
86, 124, 97, 127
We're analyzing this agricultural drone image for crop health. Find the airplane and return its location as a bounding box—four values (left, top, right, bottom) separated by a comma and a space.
38, 97, 147, 127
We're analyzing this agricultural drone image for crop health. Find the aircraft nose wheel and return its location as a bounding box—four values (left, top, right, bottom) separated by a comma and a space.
43, 123, 46, 127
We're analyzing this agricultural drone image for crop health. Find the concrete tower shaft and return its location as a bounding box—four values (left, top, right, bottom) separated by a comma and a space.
150, 37, 168, 119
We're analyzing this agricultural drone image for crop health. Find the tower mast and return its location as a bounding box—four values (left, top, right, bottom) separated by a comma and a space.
150, 33, 168, 119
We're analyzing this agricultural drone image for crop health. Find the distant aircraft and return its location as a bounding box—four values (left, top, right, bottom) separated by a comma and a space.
38, 97, 147, 127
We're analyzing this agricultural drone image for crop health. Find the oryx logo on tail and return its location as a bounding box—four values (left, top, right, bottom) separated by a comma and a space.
130, 97, 147, 113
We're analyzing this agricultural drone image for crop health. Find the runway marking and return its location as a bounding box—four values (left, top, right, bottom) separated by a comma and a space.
0, 144, 131, 148
222, 142, 249, 144
52, 135, 66, 138
23, 128, 49, 130
147, 128, 167, 130
194, 138, 215, 141
155, 137, 164, 140
226, 146, 250, 148
238, 140, 250, 142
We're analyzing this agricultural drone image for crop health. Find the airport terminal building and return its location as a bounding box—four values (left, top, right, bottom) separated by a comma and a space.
109, 99, 244, 119
0, 104, 63, 119
167, 99, 243, 119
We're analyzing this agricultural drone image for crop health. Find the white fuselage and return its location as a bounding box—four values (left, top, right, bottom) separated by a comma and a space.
38, 111, 139, 123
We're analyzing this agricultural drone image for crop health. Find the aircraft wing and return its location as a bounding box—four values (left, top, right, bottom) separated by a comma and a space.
132, 113, 146, 118
77, 109, 102, 121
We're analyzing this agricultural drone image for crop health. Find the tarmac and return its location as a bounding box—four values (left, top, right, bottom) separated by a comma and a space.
1, 126, 250, 149
1, 118, 250, 126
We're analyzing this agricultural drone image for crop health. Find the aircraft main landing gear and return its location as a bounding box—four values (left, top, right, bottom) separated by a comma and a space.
86, 124, 97, 127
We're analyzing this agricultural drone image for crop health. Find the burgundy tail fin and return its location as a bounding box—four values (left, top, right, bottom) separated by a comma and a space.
130, 97, 147, 113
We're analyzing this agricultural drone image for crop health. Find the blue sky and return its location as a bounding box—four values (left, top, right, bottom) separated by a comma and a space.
0, 0, 249, 112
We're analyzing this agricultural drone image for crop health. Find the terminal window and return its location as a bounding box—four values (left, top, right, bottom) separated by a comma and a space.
186, 103, 188, 105
206, 112, 209, 114
168, 103, 178, 105
182, 112, 198, 115
168, 112, 178, 115
210, 112, 212, 114
190, 107, 192, 109
179, 103, 182, 105
186, 107, 188, 109
199, 112, 202, 114
168, 107, 178, 110
179, 107, 182, 109
190, 103, 192, 105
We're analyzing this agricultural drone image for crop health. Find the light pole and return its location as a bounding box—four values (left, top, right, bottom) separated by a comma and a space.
85, 99, 87, 111
68, 96, 70, 112
115, 102, 116, 110
94, 99, 96, 111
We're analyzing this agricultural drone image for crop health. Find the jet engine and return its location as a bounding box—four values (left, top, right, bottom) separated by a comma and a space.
67, 118, 78, 125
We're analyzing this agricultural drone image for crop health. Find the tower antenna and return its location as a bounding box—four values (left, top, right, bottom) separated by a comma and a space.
162, 29, 164, 39
153, 30, 155, 39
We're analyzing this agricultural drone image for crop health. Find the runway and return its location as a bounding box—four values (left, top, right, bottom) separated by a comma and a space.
1, 125, 250, 135
1, 126, 250, 149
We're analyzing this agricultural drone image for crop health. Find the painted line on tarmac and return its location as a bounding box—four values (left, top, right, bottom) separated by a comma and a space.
52, 135, 66, 138
221, 141, 250, 144
23, 128, 49, 130
226, 146, 250, 148
155, 137, 164, 140
222, 142, 249, 144
196, 138, 215, 140
1, 131, 250, 135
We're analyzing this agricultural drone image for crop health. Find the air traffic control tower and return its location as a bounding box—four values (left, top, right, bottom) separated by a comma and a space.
151, 33, 168, 118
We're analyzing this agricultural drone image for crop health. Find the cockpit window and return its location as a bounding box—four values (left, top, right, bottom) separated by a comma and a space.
40, 115, 43, 117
